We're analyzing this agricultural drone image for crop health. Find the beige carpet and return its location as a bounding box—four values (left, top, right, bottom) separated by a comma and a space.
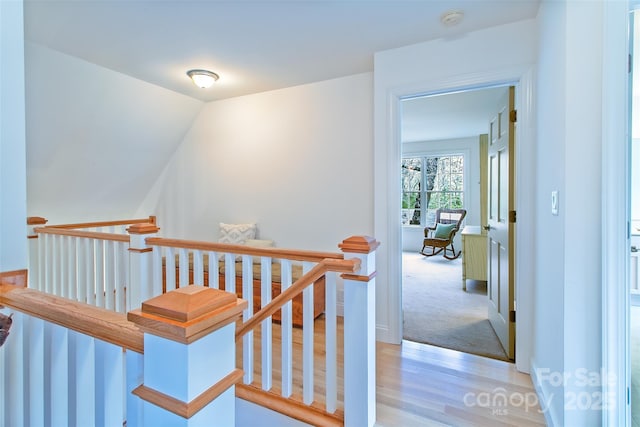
402, 251, 509, 361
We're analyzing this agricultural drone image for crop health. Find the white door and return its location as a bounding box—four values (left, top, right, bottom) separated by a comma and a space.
486, 86, 515, 360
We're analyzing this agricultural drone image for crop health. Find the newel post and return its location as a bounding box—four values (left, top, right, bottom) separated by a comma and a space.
128, 286, 247, 426
26, 216, 47, 290
127, 223, 160, 311
339, 235, 380, 427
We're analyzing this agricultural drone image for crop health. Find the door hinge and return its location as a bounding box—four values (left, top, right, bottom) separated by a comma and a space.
509, 210, 517, 223
510, 310, 516, 323
510, 109, 517, 123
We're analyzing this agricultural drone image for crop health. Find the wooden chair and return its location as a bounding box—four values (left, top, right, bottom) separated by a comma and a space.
420, 208, 467, 260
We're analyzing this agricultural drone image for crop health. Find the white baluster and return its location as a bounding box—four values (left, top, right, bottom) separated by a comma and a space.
325, 271, 338, 413
5, 311, 25, 427
150, 246, 166, 297
302, 261, 314, 405
193, 249, 204, 286
60, 235, 69, 299
44, 233, 52, 294
105, 240, 115, 310
37, 231, 45, 291
224, 253, 236, 295
73, 332, 96, 427
52, 234, 60, 296
165, 247, 176, 292
77, 238, 88, 304
242, 255, 253, 384
280, 259, 293, 397
96, 239, 105, 308
49, 322, 69, 427
96, 340, 125, 427
208, 251, 219, 289
86, 239, 96, 305
126, 350, 144, 427
178, 248, 189, 288
261, 258, 273, 391
116, 242, 127, 312
28, 316, 45, 425
152, 245, 163, 297
67, 236, 77, 301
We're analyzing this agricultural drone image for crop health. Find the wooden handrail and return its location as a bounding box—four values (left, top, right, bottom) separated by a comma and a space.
235, 258, 360, 340
42, 215, 156, 229
0, 283, 143, 353
146, 237, 344, 263
236, 384, 343, 427
34, 226, 130, 242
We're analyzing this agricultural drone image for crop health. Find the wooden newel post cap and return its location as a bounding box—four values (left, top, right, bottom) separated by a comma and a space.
127, 285, 247, 344
27, 216, 48, 225
339, 235, 380, 254
127, 223, 160, 234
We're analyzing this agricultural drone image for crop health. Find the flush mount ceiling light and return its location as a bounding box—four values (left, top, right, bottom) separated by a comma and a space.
440, 10, 464, 26
186, 69, 219, 88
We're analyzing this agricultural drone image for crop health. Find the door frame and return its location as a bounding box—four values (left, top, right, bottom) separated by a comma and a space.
602, 1, 631, 426
376, 65, 536, 373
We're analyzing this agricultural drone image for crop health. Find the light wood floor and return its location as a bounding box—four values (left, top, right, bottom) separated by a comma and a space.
376, 340, 546, 426
238, 316, 546, 426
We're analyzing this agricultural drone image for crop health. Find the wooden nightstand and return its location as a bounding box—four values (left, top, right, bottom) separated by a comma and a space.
461, 226, 487, 290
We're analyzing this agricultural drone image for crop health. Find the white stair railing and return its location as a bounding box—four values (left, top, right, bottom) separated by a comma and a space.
24, 215, 379, 426
0, 284, 144, 427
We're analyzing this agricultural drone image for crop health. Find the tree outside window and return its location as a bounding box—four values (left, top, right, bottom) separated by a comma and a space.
402, 154, 464, 226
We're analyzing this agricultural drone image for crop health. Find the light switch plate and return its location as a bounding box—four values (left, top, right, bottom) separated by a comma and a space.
551, 190, 559, 215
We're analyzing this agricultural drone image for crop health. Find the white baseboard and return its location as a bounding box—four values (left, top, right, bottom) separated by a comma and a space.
530, 359, 559, 427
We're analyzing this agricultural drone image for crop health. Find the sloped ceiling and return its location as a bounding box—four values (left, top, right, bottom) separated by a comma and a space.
24, 0, 540, 102
25, 43, 203, 223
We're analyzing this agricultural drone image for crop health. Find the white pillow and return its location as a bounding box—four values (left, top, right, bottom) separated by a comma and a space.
244, 239, 275, 263
218, 223, 257, 245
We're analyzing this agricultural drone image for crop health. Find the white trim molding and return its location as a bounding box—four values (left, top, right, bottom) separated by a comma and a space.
601, 1, 631, 426
374, 64, 536, 374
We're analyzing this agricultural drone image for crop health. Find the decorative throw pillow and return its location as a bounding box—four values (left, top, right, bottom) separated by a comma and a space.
218, 223, 257, 244
434, 223, 457, 239
244, 239, 275, 263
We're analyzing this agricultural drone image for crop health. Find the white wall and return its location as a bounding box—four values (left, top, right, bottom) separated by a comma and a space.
532, 3, 610, 426
373, 19, 537, 344
531, 4, 567, 425
138, 73, 374, 252
0, 0, 27, 272
401, 136, 481, 252
25, 43, 203, 225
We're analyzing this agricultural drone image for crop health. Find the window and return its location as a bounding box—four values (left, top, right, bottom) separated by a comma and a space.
401, 154, 464, 226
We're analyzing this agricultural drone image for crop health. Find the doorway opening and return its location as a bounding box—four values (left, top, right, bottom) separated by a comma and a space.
399, 85, 515, 362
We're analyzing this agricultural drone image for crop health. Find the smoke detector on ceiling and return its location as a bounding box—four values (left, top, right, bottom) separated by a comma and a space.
440, 10, 464, 26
